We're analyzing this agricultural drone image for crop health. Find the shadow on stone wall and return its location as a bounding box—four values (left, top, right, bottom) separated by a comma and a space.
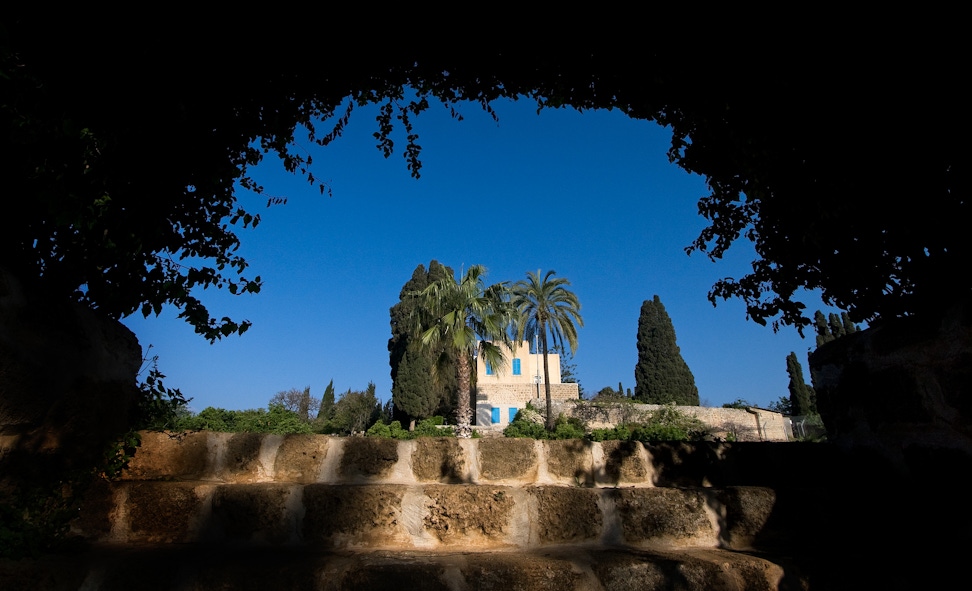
0, 268, 141, 522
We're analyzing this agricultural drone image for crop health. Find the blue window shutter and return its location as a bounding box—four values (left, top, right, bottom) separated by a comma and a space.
491, 407, 500, 424
486, 361, 493, 375
512, 358, 521, 375
509, 407, 518, 423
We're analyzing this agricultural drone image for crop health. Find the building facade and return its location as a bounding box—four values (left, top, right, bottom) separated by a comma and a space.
474, 341, 580, 427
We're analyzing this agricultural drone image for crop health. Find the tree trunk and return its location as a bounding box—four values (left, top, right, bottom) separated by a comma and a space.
541, 329, 554, 430
454, 353, 473, 438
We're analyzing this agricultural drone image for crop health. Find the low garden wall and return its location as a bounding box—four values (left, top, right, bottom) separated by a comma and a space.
552, 401, 789, 442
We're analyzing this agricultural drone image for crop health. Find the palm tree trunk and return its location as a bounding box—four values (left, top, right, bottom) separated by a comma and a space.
540, 328, 554, 430
455, 353, 473, 438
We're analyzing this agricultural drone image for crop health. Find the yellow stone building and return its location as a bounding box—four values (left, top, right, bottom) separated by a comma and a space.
474, 341, 579, 426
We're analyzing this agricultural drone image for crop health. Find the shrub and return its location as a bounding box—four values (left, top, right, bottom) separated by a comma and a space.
504, 418, 548, 439
643, 403, 708, 439
504, 407, 586, 440
585, 403, 709, 443
366, 421, 392, 438
552, 416, 586, 440
588, 425, 631, 442
413, 417, 454, 438
722, 398, 752, 410
366, 417, 455, 439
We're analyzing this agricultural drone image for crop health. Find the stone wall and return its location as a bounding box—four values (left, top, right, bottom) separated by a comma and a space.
550, 401, 789, 442
73, 432, 789, 552
7, 432, 966, 590
476, 383, 580, 405
474, 392, 789, 441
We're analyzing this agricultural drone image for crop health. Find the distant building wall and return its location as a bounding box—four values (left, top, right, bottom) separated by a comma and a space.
544, 401, 789, 442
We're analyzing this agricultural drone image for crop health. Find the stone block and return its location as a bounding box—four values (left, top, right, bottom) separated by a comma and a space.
273, 434, 330, 483
598, 440, 649, 485
477, 438, 537, 482
543, 439, 594, 486
302, 484, 405, 547
122, 430, 212, 481
125, 481, 208, 543
410, 437, 467, 483
611, 488, 715, 546
209, 483, 298, 543
338, 437, 399, 480
218, 433, 268, 482
422, 484, 515, 546
528, 486, 602, 544
710, 486, 776, 550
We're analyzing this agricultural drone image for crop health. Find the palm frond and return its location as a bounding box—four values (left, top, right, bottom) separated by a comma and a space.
511, 269, 584, 355
405, 263, 516, 434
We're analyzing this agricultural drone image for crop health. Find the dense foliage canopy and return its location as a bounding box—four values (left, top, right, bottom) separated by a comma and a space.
3, 20, 967, 338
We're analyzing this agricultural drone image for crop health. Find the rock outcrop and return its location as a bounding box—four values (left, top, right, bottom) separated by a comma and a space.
810, 299, 972, 464
0, 267, 141, 487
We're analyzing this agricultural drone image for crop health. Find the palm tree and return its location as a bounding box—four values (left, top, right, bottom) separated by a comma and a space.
511, 270, 583, 430
412, 265, 513, 438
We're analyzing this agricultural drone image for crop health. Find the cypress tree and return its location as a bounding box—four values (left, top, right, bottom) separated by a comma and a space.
786, 352, 815, 416
828, 313, 845, 339
841, 312, 858, 335
317, 379, 335, 421
388, 261, 456, 423
814, 310, 833, 347
634, 295, 699, 405
815, 309, 861, 348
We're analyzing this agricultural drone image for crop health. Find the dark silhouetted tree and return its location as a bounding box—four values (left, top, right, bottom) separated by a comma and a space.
389, 261, 457, 425
634, 296, 699, 405
593, 387, 624, 401
814, 309, 861, 347
298, 387, 311, 420
786, 352, 815, 416
841, 312, 859, 335
768, 396, 793, 415
3, 29, 963, 341
723, 399, 752, 409
828, 313, 844, 340
814, 311, 833, 347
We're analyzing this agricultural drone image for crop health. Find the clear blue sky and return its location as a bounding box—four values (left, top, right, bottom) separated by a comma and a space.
122, 96, 832, 413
